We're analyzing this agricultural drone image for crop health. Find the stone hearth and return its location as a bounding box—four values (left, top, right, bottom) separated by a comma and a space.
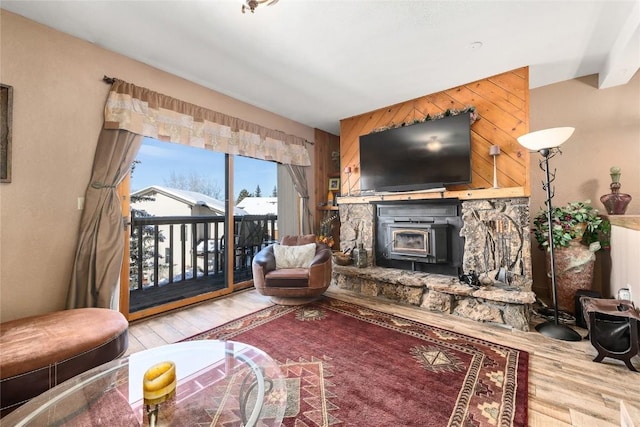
334, 197, 536, 330
332, 265, 535, 330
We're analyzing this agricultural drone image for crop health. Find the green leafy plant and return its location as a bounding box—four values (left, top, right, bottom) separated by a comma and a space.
532, 200, 610, 252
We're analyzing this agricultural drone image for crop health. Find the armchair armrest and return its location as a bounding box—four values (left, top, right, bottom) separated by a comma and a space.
253, 245, 276, 272
252, 245, 275, 291
308, 245, 332, 289
310, 245, 331, 266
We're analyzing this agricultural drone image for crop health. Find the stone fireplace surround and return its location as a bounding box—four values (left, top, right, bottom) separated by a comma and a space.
333, 197, 536, 331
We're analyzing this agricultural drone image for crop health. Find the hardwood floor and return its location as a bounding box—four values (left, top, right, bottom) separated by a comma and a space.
127, 286, 640, 426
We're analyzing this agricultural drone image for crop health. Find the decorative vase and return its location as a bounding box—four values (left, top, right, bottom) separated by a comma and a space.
352, 243, 368, 268
546, 240, 596, 314
600, 167, 632, 215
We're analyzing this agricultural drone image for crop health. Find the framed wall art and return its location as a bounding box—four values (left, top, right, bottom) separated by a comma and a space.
1, 84, 13, 183
328, 177, 340, 191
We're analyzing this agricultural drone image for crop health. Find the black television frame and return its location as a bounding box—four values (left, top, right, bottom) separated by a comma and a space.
359, 113, 472, 192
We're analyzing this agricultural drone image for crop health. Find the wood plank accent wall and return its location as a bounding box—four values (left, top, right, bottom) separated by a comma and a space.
339, 67, 531, 197
313, 128, 340, 233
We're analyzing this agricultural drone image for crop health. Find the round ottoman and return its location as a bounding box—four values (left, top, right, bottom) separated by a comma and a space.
0, 308, 129, 415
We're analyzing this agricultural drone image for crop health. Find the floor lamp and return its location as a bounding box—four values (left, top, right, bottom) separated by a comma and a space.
517, 127, 582, 341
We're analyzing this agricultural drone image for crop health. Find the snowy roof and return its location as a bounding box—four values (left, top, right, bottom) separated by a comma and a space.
236, 197, 278, 215
132, 185, 247, 215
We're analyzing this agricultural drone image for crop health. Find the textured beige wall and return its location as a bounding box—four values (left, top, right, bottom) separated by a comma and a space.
528, 71, 640, 299
0, 11, 314, 322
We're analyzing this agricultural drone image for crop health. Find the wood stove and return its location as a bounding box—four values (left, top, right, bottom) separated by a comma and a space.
375, 200, 464, 276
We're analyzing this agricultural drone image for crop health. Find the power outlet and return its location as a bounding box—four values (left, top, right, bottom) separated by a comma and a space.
77, 196, 85, 210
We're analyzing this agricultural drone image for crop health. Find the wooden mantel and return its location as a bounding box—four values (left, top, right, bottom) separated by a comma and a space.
338, 186, 527, 205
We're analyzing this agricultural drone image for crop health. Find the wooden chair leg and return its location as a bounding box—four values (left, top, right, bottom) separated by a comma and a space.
623, 358, 638, 372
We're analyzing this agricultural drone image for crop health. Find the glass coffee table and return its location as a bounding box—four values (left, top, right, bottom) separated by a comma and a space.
2, 340, 286, 426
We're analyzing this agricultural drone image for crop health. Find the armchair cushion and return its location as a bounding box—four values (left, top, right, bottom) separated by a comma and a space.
264, 268, 310, 288
274, 243, 316, 269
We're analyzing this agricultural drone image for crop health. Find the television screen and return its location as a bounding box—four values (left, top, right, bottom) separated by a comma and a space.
359, 113, 472, 192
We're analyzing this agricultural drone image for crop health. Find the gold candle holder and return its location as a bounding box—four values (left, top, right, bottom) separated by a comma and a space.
143, 361, 177, 426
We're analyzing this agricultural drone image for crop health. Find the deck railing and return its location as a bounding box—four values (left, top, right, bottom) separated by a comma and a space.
129, 213, 277, 312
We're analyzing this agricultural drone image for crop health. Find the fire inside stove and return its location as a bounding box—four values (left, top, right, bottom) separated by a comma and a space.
392, 229, 430, 257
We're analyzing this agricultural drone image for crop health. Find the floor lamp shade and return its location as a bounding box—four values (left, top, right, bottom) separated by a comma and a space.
517, 127, 574, 151
517, 126, 581, 341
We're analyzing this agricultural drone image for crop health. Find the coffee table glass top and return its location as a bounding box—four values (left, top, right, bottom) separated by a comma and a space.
3, 340, 287, 426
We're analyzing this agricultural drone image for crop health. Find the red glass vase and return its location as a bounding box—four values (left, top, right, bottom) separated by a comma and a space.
600, 182, 632, 215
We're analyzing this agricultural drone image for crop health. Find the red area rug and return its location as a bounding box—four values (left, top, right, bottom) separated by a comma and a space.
186, 297, 528, 426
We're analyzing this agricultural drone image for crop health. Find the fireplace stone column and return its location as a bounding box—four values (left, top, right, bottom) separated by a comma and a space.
338, 203, 374, 265
460, 197, 533, 291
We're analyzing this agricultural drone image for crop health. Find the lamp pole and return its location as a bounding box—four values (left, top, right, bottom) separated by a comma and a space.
535, 148, 582, 341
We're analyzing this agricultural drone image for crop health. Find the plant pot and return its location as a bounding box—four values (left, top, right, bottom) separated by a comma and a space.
572, 222, 587, 239
546, 240, 596, 314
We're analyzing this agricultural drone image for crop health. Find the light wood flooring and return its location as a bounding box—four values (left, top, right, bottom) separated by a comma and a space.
127, 286, 640, 426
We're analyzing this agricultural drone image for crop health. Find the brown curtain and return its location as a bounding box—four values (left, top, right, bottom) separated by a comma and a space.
67, 129, 142, 309
286, 164, 313, 235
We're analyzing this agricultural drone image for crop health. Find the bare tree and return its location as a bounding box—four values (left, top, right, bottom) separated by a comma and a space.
164, 171, 222, 199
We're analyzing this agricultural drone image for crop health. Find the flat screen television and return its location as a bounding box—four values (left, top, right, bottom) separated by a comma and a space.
359, 113, 472, 192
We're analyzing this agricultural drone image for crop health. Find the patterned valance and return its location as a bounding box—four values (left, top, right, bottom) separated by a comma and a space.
104, 80, 311, 166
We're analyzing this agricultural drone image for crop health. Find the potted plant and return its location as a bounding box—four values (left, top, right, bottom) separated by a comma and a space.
532, 200, 611, 252
532, 200, 611, 314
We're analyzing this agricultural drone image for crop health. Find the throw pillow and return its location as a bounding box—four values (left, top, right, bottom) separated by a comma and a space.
273, 243, 316, 269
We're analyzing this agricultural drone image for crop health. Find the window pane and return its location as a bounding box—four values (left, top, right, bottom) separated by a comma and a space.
233, 156, 278, 281
128, 138, 227, 313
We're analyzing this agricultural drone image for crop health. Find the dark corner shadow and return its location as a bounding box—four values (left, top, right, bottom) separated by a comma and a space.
579, 178, 600, 203
576, 74, 600, 89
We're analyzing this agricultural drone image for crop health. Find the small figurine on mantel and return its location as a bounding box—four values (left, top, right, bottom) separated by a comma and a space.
600, 166, 632, 215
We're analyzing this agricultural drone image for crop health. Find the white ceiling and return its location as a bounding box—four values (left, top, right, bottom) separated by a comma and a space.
2, 0, 639, 135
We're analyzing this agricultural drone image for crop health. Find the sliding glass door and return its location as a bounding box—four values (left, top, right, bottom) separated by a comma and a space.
121, 138, 277, 319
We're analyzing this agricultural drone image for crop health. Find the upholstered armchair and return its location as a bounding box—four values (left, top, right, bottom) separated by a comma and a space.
252, 234, 332, 305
